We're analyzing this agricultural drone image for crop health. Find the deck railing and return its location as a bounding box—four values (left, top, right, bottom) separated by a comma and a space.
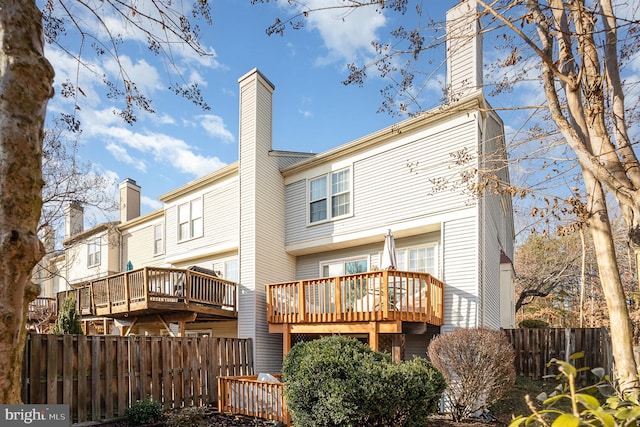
266, 270, 444, 325
57, 267, 237, 317
218, 375, 290, 425
27, 297, 57, 321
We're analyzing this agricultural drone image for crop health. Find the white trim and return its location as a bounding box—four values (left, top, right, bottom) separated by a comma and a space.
177, 196, 203, 242
163, 241, 238, 265
286, 207, 473, 255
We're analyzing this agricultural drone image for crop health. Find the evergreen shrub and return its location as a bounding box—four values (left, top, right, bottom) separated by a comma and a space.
282, 335, 445, 427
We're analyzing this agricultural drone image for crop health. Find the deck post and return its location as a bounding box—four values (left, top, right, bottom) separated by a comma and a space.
105, 278, 112, 314
143, 267, 149, 306
297, 281, 305, 323
283, 324, 291, 361
368, 322, 379, 351
124, 272, 130, 312
381, 270, 389, 320
334, 279, 342, 321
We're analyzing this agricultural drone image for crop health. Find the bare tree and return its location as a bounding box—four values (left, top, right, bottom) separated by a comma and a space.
0, 0, 211, 403
254, 0, 640, 392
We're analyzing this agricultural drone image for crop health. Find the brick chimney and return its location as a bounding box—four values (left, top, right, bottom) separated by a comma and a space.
446, 0, 483, 102
119, 178, 141, 223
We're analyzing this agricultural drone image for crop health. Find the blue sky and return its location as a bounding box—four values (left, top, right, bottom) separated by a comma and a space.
41, 0, 640, 232
43, 0, 462, 222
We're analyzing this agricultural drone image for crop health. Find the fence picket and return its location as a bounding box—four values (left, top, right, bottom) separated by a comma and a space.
503, 328, 612, 382
21, 334, 253, 424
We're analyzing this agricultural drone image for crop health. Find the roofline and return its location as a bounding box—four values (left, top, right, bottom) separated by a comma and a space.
118, 208, 164, 230
281, 92, 485, 176
62, 221, 119, 246
159, 162, 238, 202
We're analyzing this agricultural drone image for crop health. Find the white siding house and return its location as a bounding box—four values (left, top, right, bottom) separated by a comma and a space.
38, 0, 514, 370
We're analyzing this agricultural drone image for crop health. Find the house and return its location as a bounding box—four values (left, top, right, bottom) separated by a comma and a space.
35, 0, 514, 373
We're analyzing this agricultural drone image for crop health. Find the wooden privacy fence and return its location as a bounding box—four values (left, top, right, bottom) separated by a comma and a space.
21, 334, 253, 424
504, 328, 612, 381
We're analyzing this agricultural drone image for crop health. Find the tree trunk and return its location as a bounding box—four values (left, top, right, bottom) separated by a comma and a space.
0, 0, 54, 403
584, 172, 639, 394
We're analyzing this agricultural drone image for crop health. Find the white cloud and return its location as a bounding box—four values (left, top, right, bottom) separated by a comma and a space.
102, 56, 162, 95
105, 142, 147, 172
198, 114, 234, 142
141, 195, 163, 211
290, 0, 386, 66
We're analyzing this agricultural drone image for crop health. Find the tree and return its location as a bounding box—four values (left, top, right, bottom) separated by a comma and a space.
256, 0, 640, 394
0, 0, 211, 403
50, 296, 83, 335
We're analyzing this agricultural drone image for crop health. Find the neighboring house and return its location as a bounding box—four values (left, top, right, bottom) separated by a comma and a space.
34, 0, 514, 373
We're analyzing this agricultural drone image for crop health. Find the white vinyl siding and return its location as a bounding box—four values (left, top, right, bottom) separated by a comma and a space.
308, 167, 351, 225
442, 216, 478, 331
87, 238, 101, 267
178, 197, 203, 241
286, 116, 477, 245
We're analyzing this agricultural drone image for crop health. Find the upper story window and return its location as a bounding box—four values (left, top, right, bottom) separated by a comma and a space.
87, 237, 101, 267
309, 168, 351, 224
153, 223, 164, 255
178, 197, 203, 241
395, 245, 437, 276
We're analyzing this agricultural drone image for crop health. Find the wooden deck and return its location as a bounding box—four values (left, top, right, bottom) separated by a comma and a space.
26, 297, 58, 333
57, 267, 237, 324
266, 270, 444, 357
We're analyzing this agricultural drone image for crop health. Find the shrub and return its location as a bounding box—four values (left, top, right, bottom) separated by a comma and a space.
510, 353, 640, 427
166, 406, 206, 427
51, 296, 83, 334
282, 335, 445, 427
125, 397, 163, 425
518, 319, 549, 328
427, 327, 516, 422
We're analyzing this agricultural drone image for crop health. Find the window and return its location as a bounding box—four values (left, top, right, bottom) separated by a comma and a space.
395, 246, 437, 275
153, 224, 164, 255
308, 168, 351, 224
224, 259, 238, 283
178, 198, 203, 241
321, 257, 368, 277
87, 237, 101, 267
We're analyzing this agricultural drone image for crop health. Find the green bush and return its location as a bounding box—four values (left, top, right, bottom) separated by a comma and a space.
125, 397, 163, 425
518, 319, 549, 328
282, 335, 445, 427
510, 353, 640, 427
51, 296, 83, 334
166, 407, 206, 427
427, 327, 516, 422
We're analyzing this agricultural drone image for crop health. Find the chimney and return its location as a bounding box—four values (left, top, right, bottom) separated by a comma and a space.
42, 225, 55, 254
64, 201, 84, 239
446, 0, 483, 102
119, 178, 141, 223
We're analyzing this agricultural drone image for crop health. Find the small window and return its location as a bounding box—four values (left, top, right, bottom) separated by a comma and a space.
308, 168, 351, 224
178, 197, 203, 241
153, 224, 164, 255
87, 237, 101, 267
